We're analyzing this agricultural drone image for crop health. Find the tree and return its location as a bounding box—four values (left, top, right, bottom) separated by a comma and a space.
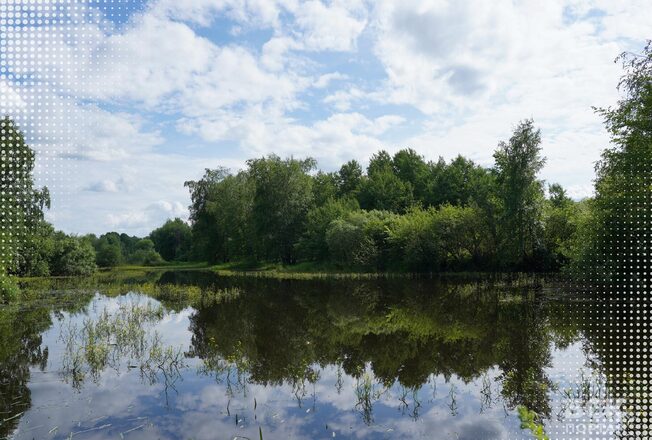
493, 120, 546, 268
149, 218, 192, 262
128, 239, 164, 265
392, 148, 429, 201
325, 213, 378, 269
50, 236, 97, 276
577, 41, 652, 285
337, 160, 363, 197
95, 233, 123, 267
367, 150, 393, 176
547, 183, 571, 209
542, 186, 578, 271
185, 168, 255, 263
388, 207, 441, 271
0, 117, 50, 274
312, 171, 338, 207
358, 169, 414, 213
247, 155, 316, 264
298, 197, 358, 261
12, 221, 56, 277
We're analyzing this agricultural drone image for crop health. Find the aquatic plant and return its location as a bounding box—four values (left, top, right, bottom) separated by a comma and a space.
518, 405, 549, 440
59, 301, 185, 390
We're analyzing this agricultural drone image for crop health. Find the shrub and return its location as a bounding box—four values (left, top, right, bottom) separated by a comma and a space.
325, 215, 376, 269
388, 208, 441, 271
0, 271, 19, 302
51, 237, 97, 276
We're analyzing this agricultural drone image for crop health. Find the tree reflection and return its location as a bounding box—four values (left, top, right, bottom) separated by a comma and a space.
187, 277, 562, 424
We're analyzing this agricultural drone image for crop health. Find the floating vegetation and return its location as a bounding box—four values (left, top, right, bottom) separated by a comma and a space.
59, 301, 185, 390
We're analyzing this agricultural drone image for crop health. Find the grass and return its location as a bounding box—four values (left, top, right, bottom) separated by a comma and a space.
12, 256, 563, 288
59, 301, 185, 390
208, 260, 557, 284
108, 261, 212, 271
128, 282, 241, 307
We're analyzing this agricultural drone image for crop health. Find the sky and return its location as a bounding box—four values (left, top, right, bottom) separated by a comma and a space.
1, 0, 650, 236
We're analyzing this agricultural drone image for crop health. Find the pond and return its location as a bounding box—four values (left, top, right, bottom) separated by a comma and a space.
0, 271, 634, 439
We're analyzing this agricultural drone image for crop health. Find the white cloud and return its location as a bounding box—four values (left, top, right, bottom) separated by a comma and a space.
313, 72, 349, 89
177, 111, 405, 168
367, 0, 644, 197
4, 0, 650, 235
107, 200, 188, 230
290, 0, 368, 51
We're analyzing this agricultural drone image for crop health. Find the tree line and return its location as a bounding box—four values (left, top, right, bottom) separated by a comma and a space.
179, 119, 577, 272
1, 41, 650, 299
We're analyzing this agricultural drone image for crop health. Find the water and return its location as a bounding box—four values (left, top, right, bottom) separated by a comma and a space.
0, 271, 629, 439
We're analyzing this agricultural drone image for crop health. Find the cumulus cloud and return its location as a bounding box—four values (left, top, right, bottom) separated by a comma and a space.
107, 200, 188, 230
3, 0, 649, 234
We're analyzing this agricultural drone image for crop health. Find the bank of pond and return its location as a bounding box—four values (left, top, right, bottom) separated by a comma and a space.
0, 269, 640, 439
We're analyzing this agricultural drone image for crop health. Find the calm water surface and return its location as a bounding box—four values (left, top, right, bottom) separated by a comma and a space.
0, 271, 629, 439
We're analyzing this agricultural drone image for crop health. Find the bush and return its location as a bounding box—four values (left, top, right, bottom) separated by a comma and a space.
95, 237, 123, 268
297, 197, 358, 261
389, 208, 441, 271
51, 237, 97, 276
12, 222, 55, 277
128, 239, 165, 266
324, 210, 401, 269
325, 215, 376, 269
0, 271, 19, 302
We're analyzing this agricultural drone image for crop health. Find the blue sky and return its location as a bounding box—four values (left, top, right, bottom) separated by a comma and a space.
1, 0, 650, 236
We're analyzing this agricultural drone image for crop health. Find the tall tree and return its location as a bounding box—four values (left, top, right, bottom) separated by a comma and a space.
185, 167, 232, 262
0, 117, 49, 274
247, 155, 316, 264
493, 119, 546, 268
337, 160, 363, 198
580, 41, 652, 285
392, 148, 429, 201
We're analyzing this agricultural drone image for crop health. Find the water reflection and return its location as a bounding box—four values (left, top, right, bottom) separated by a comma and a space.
0, 272, 638, 439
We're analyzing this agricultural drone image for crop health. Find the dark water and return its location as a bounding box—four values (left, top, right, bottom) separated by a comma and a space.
0, 271, 629, 439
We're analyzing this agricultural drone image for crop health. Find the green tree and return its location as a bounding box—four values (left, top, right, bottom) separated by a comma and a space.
312, 171, 338, 206
298, 197, 359, 261
326, 213, 377, 268
424, 155, 497, 213
358, 169, 414, 213
128, 239, 164, 265
149, 218, 192, 262
12, 221, 55, 277
575, 41, 652, 285
0, 117, 50, 274
367, 150, 393, 175
50, 236, 96, 276
392, 148, 430, 201
95, 233, 123, 268
493, 120, 546, 268
185, 168, 255, 263
337, 160, 363, 197
247, 155, 316, 264
388, 207, 441, 271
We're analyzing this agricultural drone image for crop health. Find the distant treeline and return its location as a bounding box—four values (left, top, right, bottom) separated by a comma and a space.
177, 119, 578, 272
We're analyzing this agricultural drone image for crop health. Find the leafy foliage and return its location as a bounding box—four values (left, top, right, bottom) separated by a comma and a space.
572, 41, 652, 285
149, 218, 192, 262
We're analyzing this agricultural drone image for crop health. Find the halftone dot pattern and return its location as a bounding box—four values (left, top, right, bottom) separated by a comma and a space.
0, 0, 132, 267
